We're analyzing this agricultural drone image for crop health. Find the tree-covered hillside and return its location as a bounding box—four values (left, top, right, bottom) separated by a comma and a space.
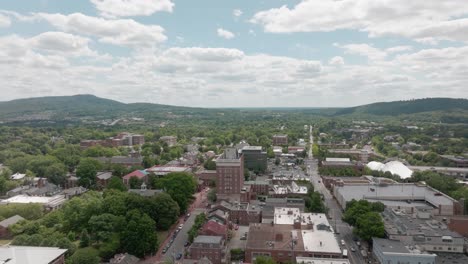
335, 98, 468, 116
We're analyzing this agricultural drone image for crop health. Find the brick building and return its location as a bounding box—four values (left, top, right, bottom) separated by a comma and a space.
189, 236, 226, 264
272, 135, 288, 146
215, 148, 244, 197
200, 221, 228, 240
241, 146, 267, 173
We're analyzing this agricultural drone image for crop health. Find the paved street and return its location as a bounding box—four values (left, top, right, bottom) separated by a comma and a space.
306, 124, 368, 264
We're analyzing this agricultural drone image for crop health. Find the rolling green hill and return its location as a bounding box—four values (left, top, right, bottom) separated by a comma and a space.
335, 98, 468, 116
0, 95, 466, 123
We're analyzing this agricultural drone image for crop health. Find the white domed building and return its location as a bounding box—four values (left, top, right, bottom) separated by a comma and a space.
366, 160, 413, 179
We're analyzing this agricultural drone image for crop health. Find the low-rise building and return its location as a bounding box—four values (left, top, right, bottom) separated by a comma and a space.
273, 134, 288, 146
200, 221, 228, 240
95, 156, 143, 167
189, 235, 226, 264
332, 178, 463, 216
0, 195, 67, 211
0, 215, 25, 238
122, 170, 149, 187
372, 238, 436, 264
296, 257, 350, 264
96, 171, 112, 187
382, 208, 465, 253
160, 136, 178, 147
146, 165, 192, 177
0, 246, 67, 264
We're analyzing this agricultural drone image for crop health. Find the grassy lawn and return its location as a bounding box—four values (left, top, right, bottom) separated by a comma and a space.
0, 240, 11, 246
157, 230, 169, 245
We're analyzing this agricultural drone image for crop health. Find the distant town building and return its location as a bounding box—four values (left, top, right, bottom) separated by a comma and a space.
240, 146, 267, 173
80, 132, 144, 149
188, 235, 226, 264
372, 238, 436, 264
215, 148, 244, 198
272, 134, 288, 146
146, 165, 191, 177
440, 155, 468, 168
0, 195, 67, 211
95, 156, 143, 167
160, 136, 178, 147
296, 257, 350, 264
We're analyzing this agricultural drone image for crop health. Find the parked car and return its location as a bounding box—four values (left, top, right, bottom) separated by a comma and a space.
184, 241, 190, 247
178, 224, 184, 230
162, 248, 167, 254
357, 241, 361, 248
176, 253, 183, 260
341, 240, 345, 246
234, 225, 239, 230
351, 247, 356, 252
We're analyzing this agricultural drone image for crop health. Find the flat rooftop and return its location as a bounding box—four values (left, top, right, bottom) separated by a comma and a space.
302, 229, 341, 254
382, 208, 463, 238
296, 257, 350, 264
0, 195, 65, 204
335, 183, 456, 207
0, 246, 67, 264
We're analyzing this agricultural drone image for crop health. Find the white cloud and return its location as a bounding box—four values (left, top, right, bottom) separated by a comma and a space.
386, 46, 412, 54
340, 43, 387, 61
30, 32, 96, 57
90, 0, 174, 17
329, 56, 344, 66
0, 14, 11, 27
217, 28, 235, 39
36, 12, 166, 47
251, 0, 468, 43
233, 9, 243, 17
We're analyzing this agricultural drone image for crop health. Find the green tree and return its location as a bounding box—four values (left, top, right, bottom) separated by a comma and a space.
154, 172, 196, 212
129, 176, 143, 189
121, 210, 158, 258
354, 211, 385, 241
107, 176, 127, 191
152, 193, 180, 230
76, 158, 101, 188
203, 159, 216, 170
70, 248, 100, 264
88, 213, 124, 244
208, 189, 217, 203
79, 229, 90, 248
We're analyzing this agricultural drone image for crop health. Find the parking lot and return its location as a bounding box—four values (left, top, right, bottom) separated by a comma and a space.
228, 225, 249, 250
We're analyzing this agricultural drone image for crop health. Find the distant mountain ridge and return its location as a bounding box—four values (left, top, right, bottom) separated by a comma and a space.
0, 95, 466, 122
334, 98, 468, 116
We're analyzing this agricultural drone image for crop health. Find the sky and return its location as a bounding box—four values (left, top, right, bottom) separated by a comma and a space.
0, 0, 468, 107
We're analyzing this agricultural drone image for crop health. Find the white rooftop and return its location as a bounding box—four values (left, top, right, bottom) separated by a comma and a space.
325, 158, 351, 162
367, 160, 413, 179
147, 166, 190, 175
302, 229, 341, 254
0, 195, 65, 205
10, 173, 26, 180
0, 246, 67, 264
296, 257, 350, 264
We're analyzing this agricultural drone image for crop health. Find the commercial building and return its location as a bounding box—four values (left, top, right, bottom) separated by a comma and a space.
321, 158, 356, 168
296, 257, 350, 264
273, 134, 288, 146
382, 208, 465, 253
372, 238, 436, 264
332, 178, 463, 216
245, 218, 342, 263
0, 246, 67, 264
240, 146, 267, 173
215, 148, 244, 197
189, 235, 226, 264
